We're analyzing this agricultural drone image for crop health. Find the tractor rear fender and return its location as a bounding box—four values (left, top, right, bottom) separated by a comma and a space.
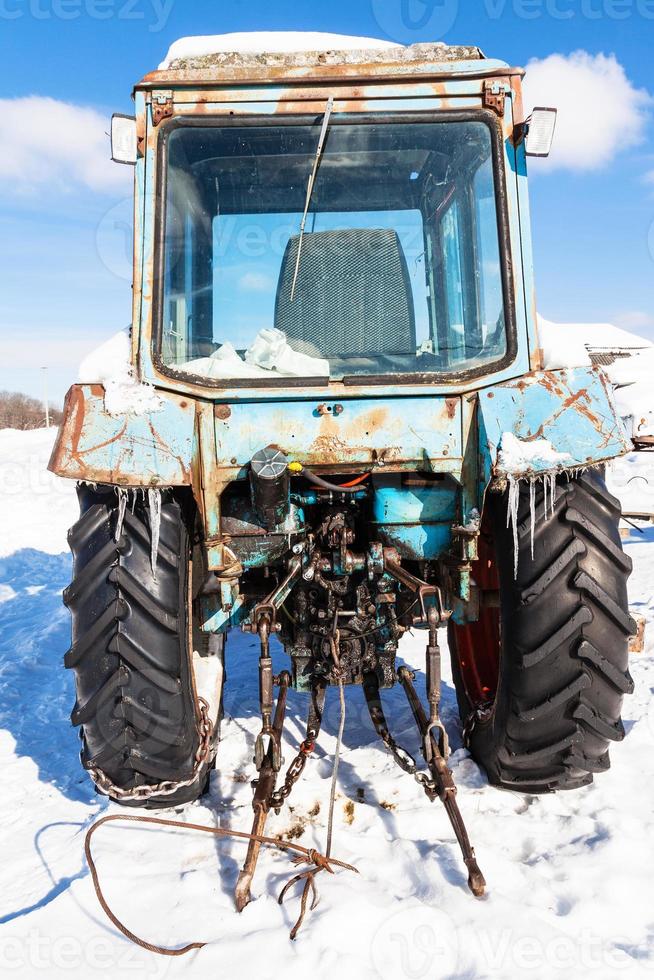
48, 384, 196, 488
49, 367, 629, 572
477, 366, 631, 489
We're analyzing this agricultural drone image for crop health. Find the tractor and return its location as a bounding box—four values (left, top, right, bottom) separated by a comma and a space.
50, 34, 635, 903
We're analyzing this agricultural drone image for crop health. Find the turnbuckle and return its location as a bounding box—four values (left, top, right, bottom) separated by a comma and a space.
243, 563, 303, 773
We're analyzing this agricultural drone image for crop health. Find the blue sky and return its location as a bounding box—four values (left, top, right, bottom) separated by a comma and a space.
1, 0, 653, 402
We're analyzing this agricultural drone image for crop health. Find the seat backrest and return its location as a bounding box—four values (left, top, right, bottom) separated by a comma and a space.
274, 228, 416, 358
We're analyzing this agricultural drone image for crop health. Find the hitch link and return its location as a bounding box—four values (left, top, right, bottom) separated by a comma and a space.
235, 670, 291, 912
398, 666, 486, 897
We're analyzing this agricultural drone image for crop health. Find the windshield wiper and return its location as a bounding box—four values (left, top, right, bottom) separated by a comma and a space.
290, 96, 335, 302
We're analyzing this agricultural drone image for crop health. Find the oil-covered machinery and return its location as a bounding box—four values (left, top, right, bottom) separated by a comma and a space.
51, 35, 636, 905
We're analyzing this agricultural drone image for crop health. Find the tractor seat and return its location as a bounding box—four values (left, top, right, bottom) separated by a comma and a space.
274, 227, 416, 360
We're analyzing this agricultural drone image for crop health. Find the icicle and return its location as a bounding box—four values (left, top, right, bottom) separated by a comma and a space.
115, 488, 128, 542
543, 472, 548, 519
549, 473, 557, 518
506, 474, 520, 578
529, 478, 536, 559
147, 488, 162, 579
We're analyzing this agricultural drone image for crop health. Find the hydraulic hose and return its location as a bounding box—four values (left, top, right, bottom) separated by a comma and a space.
301, 467, 369, 495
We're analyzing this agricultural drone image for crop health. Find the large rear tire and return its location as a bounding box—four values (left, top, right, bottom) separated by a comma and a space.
449, 469, 635, 793
64, 485, 216, 808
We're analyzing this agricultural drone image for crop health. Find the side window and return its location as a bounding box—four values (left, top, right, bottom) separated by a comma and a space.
163, 206, 192, 365
473, 157, 505, 356
435, 160, 507, 368
440, 198, 466, 363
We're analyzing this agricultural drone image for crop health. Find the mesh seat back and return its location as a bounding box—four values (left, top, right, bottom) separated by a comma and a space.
274, 228, 416, 358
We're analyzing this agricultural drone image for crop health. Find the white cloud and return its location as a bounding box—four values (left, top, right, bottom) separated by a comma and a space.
0, 96, 130, 195
523, 51, 652, 172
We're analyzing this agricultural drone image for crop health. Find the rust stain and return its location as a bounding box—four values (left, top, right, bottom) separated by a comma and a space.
67, 386, 87, 468
310, 433, 347, 459
445, 398, 458, 420
147, 419, 191, 483
343, 406, 390, 440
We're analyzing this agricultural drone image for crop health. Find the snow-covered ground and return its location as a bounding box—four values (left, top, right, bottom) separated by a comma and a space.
1, 429, 653, 980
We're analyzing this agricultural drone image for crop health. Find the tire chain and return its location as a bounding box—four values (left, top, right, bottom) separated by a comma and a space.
86, 698, 214, 803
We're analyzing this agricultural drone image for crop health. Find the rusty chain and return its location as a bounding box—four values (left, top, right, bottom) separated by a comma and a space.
86, 697, 214, 803
461, 701, 494, 749
268, 681, 326, 812
269, 732, 317, 812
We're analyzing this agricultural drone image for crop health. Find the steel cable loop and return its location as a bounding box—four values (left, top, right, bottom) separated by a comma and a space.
84, 813, 358, 955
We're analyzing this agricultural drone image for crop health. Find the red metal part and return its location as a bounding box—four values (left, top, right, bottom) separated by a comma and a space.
451, 520, 500, 708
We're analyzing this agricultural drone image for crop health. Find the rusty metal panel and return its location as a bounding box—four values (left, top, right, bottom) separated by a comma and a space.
478, 367, 631, 485
137, 56, 522, 91
214, 395, 463, 471
48, 385, 195, 486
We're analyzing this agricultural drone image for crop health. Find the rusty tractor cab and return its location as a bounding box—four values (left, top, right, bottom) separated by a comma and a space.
51, 35, 635, 906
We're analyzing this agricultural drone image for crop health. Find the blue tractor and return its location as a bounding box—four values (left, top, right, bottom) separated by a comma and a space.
50, 35, 635, 901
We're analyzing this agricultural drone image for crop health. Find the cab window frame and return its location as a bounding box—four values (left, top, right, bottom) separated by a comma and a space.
151, 108, 518, 389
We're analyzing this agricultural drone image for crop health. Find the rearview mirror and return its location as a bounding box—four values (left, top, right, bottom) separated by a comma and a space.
111, 113, 137, 165
525, 107, 557, 158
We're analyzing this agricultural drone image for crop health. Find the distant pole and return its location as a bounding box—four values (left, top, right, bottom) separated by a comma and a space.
41, 367, 50, 429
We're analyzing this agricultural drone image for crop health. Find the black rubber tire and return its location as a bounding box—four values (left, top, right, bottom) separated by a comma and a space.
449, 469, 635, 793
64, 485, 211, 808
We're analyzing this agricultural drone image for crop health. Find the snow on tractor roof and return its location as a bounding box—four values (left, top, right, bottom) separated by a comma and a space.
582, 322, 653, 354
537, 315, 652, 370
158, 31, 485, 72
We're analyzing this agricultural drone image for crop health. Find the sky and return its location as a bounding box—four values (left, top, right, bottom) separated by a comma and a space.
0, 0, 653, 403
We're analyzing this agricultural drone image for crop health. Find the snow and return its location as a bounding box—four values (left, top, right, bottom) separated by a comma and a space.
601, 347, 654, 442
78, 329, 164, 417
607, 453, 654, 517
1, 428, 653, 978
537, 314, 653, 371
245, 328, 329, 378
497, 432, 572, 476
579, 322, 652, 353
159, 32, 400, 70
179, 329, 330, 380
537, 315, 592, 370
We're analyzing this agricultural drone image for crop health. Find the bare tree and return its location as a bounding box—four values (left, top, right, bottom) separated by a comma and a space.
0, 391, 63, 430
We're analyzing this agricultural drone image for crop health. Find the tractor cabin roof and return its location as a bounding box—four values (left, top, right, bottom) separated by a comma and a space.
136, 34, 521, 90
